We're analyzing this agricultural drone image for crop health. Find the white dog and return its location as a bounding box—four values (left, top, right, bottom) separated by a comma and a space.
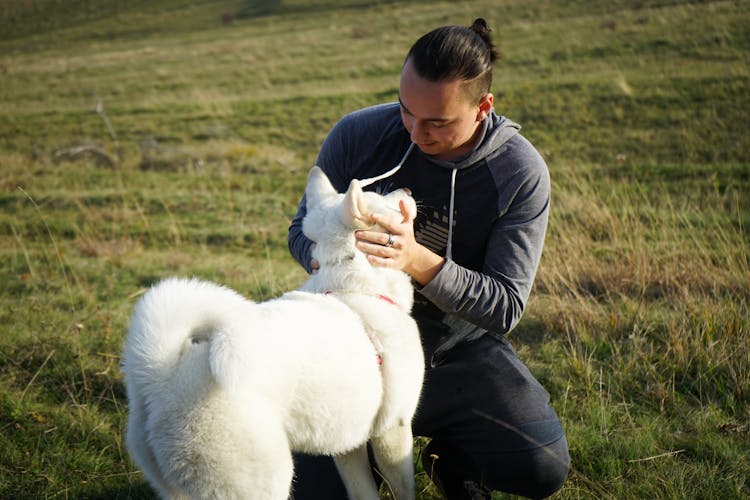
122, 166, 424, 499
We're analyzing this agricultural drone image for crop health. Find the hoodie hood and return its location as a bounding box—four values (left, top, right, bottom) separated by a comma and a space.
426, 111, 520, 259
427, 111, 521, 170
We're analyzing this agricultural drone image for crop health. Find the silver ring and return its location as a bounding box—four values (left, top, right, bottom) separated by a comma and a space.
385, 233, 396, 248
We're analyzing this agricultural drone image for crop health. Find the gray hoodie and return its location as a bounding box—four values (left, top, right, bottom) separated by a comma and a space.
288, 102, 550, 364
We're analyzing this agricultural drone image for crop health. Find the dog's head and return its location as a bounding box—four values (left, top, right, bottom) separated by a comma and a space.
303, 166, 417, 244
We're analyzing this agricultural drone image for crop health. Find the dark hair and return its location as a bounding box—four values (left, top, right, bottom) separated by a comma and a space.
405, 18, 499, 101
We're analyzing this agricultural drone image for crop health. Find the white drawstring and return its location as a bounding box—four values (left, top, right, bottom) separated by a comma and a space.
446, 167, 457, 260
358, 143, 415, 188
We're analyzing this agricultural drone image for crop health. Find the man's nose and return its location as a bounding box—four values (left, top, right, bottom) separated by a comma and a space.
410, 121, 428, 142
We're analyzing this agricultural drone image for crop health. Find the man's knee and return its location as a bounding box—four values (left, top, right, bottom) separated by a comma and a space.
424, 436, 570, 499
483, 435, 569, 499
513, 435, 570, 498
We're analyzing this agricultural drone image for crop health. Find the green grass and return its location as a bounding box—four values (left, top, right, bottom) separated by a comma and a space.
1, 0, 748, 498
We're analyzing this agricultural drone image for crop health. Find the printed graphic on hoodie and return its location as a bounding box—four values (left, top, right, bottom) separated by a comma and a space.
415, 206, 452, 256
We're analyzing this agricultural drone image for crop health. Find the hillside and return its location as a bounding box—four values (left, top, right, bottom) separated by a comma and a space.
1, 0, 748, 498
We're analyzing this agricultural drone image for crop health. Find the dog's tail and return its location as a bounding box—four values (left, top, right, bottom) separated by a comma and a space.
123, 277, 250, 392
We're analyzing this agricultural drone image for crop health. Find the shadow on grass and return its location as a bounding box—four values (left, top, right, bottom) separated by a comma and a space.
82, 483, 155, 500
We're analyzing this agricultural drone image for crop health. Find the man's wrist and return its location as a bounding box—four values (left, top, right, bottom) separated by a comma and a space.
405, 244, 445, 286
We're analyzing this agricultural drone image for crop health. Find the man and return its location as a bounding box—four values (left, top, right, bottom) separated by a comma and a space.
288, 18, 570, 499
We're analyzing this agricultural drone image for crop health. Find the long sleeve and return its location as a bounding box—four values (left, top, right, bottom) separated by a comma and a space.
415, 133, 551, 338
418, 191, 549, 335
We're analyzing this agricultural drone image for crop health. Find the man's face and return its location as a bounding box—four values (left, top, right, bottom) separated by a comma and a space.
399, 58, 493, 161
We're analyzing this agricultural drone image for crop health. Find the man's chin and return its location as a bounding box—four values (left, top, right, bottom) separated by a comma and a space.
416, 142, 441, 155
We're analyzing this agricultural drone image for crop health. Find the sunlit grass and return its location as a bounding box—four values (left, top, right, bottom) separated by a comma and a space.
1, 0, 748, 498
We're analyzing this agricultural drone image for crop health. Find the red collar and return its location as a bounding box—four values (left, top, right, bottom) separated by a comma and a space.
374, 294, 397, 306
324, 291, 398, 308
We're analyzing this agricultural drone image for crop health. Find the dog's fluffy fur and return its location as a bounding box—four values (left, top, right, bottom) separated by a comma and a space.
122, 167, 424, 499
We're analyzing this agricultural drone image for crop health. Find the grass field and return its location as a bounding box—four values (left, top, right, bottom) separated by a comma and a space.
1, 0, 748, 498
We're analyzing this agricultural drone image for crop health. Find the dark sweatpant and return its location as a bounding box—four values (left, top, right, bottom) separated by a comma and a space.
291, 334, 570, 499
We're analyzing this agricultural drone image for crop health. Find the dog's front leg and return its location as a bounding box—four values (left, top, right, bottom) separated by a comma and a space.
370, 423, 415, 500
333, 444, 381, 500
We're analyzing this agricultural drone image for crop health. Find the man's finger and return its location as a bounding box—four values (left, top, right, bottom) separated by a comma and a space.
399, 199, 413, 223
370, 212, 397, 231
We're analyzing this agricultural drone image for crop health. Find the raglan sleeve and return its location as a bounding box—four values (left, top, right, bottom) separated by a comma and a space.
417, 146, 551, 336
287, 116, 354, 273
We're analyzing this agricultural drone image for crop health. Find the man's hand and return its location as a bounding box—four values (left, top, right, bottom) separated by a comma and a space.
354, 199, 445, 286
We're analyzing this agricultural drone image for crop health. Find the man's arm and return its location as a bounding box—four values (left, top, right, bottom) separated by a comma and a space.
288, 196, 316, 273
356, 143, 550, 336
420, 201, 549, 334
424, 152, 550, 335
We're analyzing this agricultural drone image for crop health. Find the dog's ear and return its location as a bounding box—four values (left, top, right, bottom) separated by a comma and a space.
305, 166, 338, 209
340, 179, 372, 229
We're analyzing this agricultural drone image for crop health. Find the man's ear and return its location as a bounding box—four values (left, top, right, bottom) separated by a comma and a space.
476, 93, 494, 121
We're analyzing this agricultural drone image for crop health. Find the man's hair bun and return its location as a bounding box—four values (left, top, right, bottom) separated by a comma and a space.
470, 18, 499, 63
